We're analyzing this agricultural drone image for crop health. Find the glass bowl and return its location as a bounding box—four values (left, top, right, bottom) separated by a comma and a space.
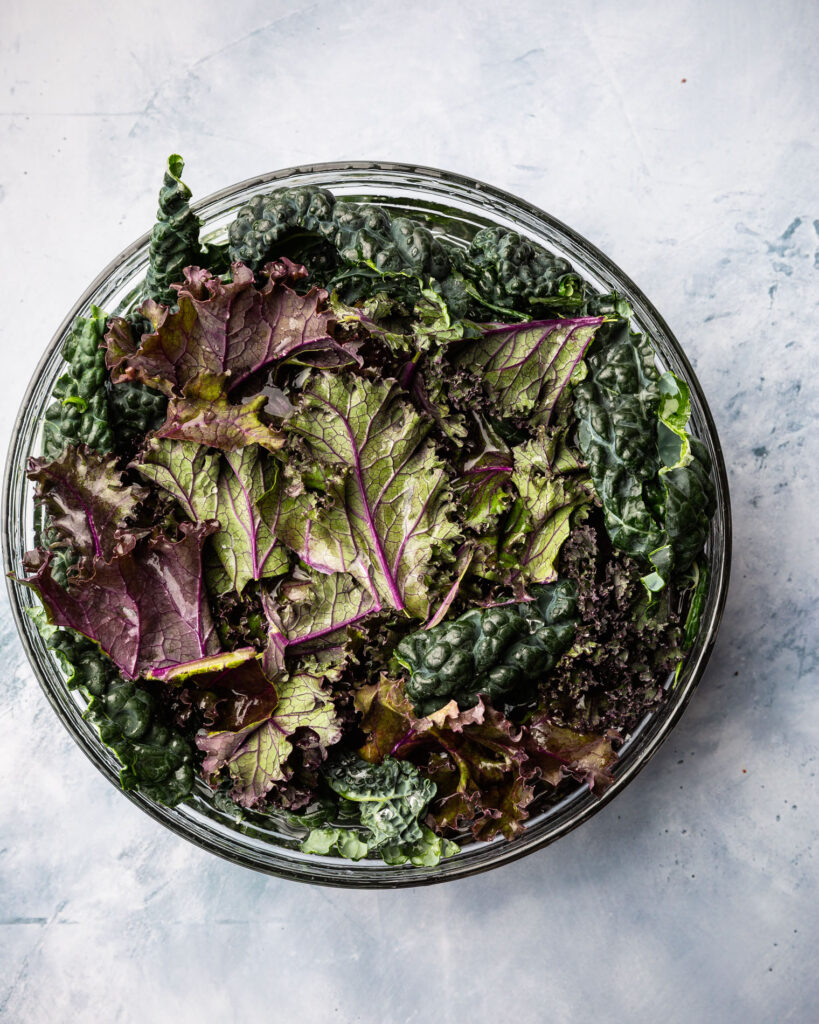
2, 162, 731, 887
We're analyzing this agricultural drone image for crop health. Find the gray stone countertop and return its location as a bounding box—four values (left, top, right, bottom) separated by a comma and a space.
1, 1, 816, 1021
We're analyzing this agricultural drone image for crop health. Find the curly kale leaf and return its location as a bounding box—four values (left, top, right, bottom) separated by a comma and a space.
274, 372, 460, 618
144, 154, 201, 305
42, 307, 113, 460
38, 623, 194, 805
453, 316, 603, 421
551, 522, 684, 732
197, 665, 341, 808
27, 446, 148, 570
296, 753, 457, 865
135, 440, 289, 594
105, 260, 350, 452
395, 580, 577, 717
574, 323, 716, 587
19, 521, 221, 680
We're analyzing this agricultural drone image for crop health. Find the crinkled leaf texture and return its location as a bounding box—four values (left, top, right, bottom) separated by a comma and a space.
104, 260, 357, 452
454, 316, 602, 420
275, 372, 460, 619
355, 675, 617, 841
136, 440, 289, 593
27, 445, 148, 568
505, 425, 595, 586
20, 521, 221, 680
263, 570, 377, 673
197, 666, 341, 808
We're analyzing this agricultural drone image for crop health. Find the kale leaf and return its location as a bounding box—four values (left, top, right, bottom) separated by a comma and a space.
37, 619, 195, 805
296, 753, 458, 865
274, 372, 460, 618
144, 154, 201, 305
574, 322, 716, 588
42, 307, 113, 460
395, 581, 577, 717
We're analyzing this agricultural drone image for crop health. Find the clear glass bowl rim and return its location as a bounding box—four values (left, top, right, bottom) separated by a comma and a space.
2, 160, 732, 888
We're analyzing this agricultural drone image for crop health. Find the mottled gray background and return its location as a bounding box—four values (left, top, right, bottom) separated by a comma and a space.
1, 1, 817, 1021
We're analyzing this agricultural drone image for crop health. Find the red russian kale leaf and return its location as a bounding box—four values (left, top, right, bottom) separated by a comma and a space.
104, 259, 359, 452
21, 521, 221, 679
27, 445, 148, 570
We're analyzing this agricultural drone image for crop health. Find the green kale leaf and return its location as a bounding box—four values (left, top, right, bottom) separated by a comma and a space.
395, 580, 577, 717
144, 154, 202, 305
42, 624, 195, 806
574, 322, 716, 588
42, 307, 113, 460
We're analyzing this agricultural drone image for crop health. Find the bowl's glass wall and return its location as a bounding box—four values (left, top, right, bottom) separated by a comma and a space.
2, 163, 731, 887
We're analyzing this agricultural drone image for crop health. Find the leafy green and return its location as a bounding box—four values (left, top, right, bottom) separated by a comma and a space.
197, 665, 341, 807
104, 260, 350, 452
27, 446, 148, 569
20, 521, 221, 680
296, 753, 458, 864
453, 316, 603, 420
263, 570, 377, 672
395, 581, 577, 716
275, 372, 460, 618
574, 323, 716, 589
135, 440, 290, 593
42, 307, 113, 460
39, 622, 195, 805
144, 154, 202, 305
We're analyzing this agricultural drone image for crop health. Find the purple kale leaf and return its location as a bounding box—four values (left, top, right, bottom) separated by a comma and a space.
20, 521, 221, 679
27, 445, 149, 571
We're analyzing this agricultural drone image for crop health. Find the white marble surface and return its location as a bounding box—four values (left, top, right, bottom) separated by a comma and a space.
1, 1, 817, 1021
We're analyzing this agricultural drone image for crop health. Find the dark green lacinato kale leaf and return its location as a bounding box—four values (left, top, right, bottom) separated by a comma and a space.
42, 622, 194, 805
395, 581, 577, 717
42, 307, 113, 460
574, 322, 716, 588
107, 380, 168, 453
296, 753, 458, 865
144, 154, 201, 305
227, 186, 451, 290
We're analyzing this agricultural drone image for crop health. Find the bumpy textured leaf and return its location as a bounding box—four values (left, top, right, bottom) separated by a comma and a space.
454, 316, 602, 419
20, 522, 220, 679
144, 154, 202, 305
39, 625, 195, 806
27, 446, 148, 566
574, 323, 715, 585
136, 440, 289, 593
263, 571, 377, 671
197, 667, 341, 807
277, 373, 460, 618
395, 581, 577, 717
42, 308, 113, 460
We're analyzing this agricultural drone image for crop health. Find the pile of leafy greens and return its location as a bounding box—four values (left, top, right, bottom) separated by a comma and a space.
15, 156, 715, 866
